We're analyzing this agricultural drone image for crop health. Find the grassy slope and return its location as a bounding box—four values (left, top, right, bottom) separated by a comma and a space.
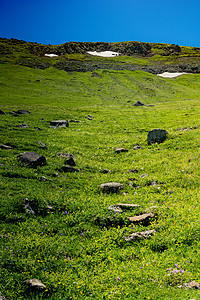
0, 59, 200, 299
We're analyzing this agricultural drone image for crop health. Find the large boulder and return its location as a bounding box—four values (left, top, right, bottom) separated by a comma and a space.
100, 182, 124, 193
147, 129, 168, 144
17, 152, 46, 168
50, 120, 69, 127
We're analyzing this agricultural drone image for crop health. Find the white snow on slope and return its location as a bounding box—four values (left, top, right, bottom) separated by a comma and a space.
157, 72, 190, 78
87, 51, 120, 57
45, 54, 58, 57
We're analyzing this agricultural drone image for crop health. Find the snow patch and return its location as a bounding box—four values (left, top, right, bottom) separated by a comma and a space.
157, 72, 190, 78
45, 54, 58, 57
87, 51, 120, 57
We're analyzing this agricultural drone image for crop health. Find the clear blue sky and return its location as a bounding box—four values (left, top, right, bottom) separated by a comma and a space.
0, 0, 200, 47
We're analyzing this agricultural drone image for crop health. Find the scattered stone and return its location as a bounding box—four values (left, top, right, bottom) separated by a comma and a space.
52, 172, 59, 177
177, 126, 198, 132
34, 127, 42, 130
70, 119, 81, 123
184, 281, 200, 290
100, 182, 124, 193
150, 181, 159, 187
17, 124, 30, 128
25, 278, 46, 290
117, 203, 141, 209
57, 152, 75, 158
50, 120, 69, 127
24, 198, 35, 215
102, 169, 111, 174
124, 230, 155, 241
144, 206, 158, 214
147, 129, 168, 144
0, 109, 6, 115
61, 165, 80, 172
88, 115, 94, 120
16, 109, 30, 114
17, 152, 46, 168
133, 101, 145, 106
92, 72, 100, 77
65, 157, 76, 166
141, 173, 148, 178
115, 147, 128, 154
108, 205, 123, 214
38, 141, 47, 149
40, 176, 47, 182
0, 144, 13, 150
127, 212, 155, 224
127, 169, 138, 173
129, 181, 136, 187
133, 145, 143, 150
46, 204, 53, 211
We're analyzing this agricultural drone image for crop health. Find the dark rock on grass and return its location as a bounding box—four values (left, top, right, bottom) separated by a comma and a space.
127, 169, 138, 173
100, 182, 124, 193
16, 109, 30, 114
61, 165, 80, 172
24, 198, 35, 215
140, 173, 148, 178
124, 230, 156, 241
0, 144, 14, 150
17, 152, 46, 168
65, 157, 76, 166
24, 278, 46, 290
50, 120, 69, 127
127, 212, 155, 225
92, 72, 100, 77
34, 127, 42, 130
17, 124, 30, 128
102, 169, 111, 174
147, 129, 168, 144
133, 101, 145, 106
117, 203, 141, 209
0, 109, 6, 115
108, 205, 123, 214
70, 119, 81, 123
115, 147, 128, 154
38, 141, 47, 149
88, 115, 94, 120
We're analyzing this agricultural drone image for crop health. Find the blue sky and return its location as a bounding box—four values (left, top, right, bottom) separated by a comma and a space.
0, 0, 200, 47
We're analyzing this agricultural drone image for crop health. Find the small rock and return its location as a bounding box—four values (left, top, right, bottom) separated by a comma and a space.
150, 181, 159, 187
0, 144, 13, 150
24, 198, 35, 215
115, 147, 128, 154
147, 129, 168, 144
133, 101, 145, 106
100, 182, 124, 193
117, 203, 141, 209
102, 169, 111, 174
127, 212, 155, 224
40, 176, 47, 182
46, 204, 53, 210
50, 120, 69, 127
38, 141, 47, 149
52, 172, 59, 177
25, 278, 46, 290
70, 119, 80, 123
124, 230, 155, 241
61, 165, 80, 172
17, 124, 30, 128
127, 169, 138, 173
0, 109, 6, 115
141, 173, 148, 178
34, 127, 42, 130
17, 152, 46, 168
108, 205, 123, 214
184, 281, 200, 290
88, 115, 94, 119
133, 145, 143, 150
65, 157, 76, 166
16, 109, 30, 114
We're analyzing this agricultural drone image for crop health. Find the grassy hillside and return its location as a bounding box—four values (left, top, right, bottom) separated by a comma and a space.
0, 39, 200, 299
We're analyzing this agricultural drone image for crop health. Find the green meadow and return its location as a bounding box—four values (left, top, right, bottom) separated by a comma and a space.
0, 41, 200, 299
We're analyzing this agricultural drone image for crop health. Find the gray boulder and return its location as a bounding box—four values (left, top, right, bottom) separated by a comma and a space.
124, 230, 155, 241
50, 120, 69, 127
147, 129, 168, 144
127, 212, 155, 225
100, 182, 124, 193
24, 278, 46, 290
65, 157, 76, 166
17, 152, 46, 168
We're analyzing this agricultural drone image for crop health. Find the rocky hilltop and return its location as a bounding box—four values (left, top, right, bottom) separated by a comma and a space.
1, 37, 200, 74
